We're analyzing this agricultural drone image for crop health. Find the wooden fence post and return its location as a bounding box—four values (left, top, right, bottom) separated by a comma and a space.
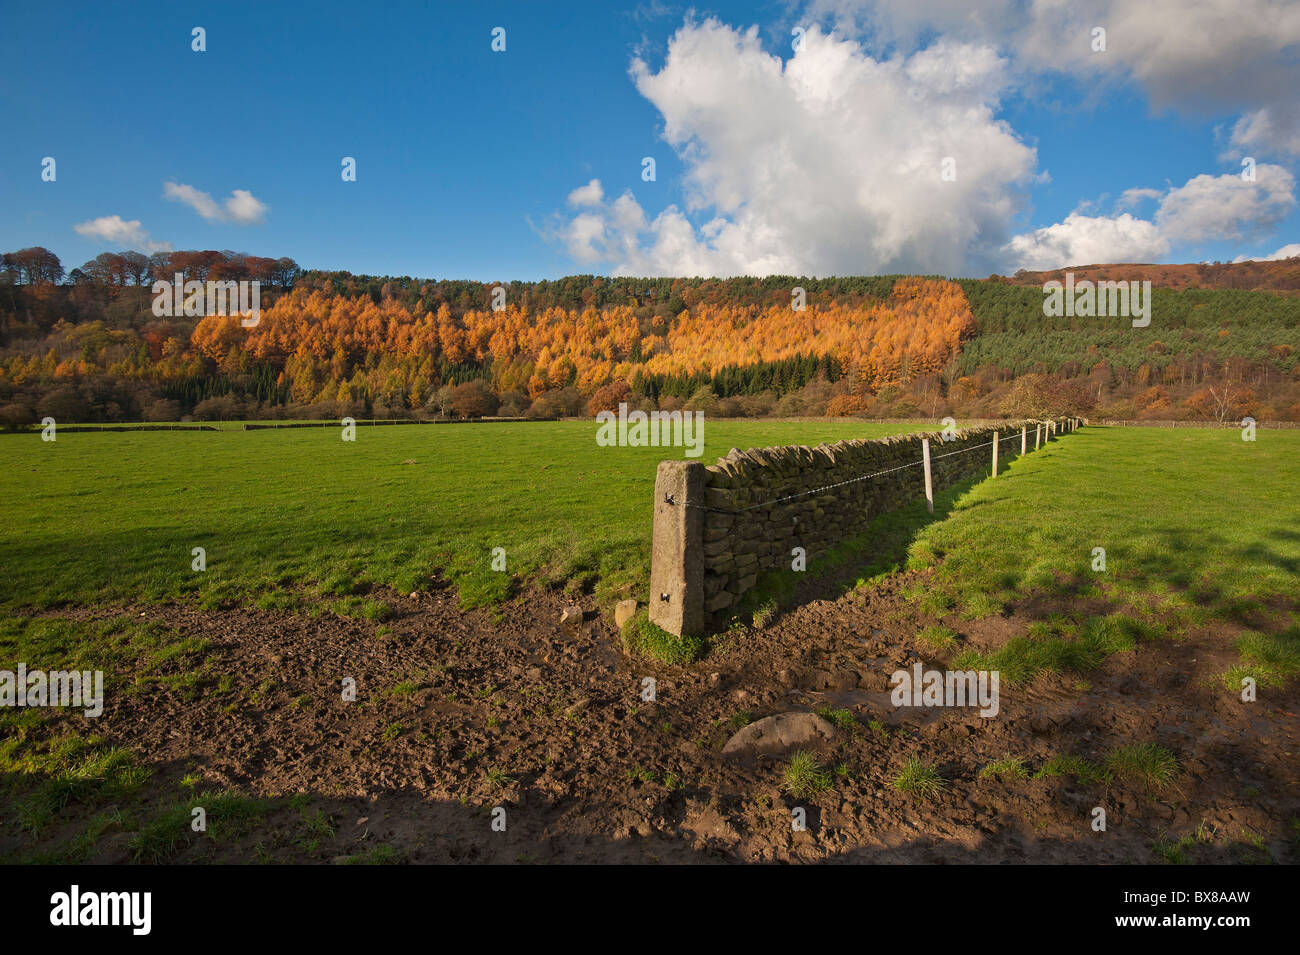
1021, 425, 1027, 455
1035, 423, 1041, 449
921, 437, 934, 514
991, 430, 999, 478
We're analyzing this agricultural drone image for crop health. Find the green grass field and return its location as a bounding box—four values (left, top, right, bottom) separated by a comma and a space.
906, 426, 1300, 622
2, 420, 1297, 864
719, 423, 1299, 689
900, 426, 1300, 689
3, 422, 1295, 633
0, 419, 928, 614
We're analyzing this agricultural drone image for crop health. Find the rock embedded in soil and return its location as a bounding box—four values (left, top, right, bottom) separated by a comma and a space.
614, 599, 637, 629
722, 711, 836, 757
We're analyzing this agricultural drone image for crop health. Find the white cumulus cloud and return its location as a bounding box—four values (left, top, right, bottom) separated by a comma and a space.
551, 20, 1036, 277
810, 0, 1300, 156
73, 215, 172, 252
164, 181, 268, 225
1006, 165, 1296, 270
1233, 242, 1300, 263
1229, 105, 1300, 160
553, 12, 1300, 276
1155, 165, 1296, 243
567, 179, 605, 207
1004, 212, 1169, 271
1117, 188, 1162, 209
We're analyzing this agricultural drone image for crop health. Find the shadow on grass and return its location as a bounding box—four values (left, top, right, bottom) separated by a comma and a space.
2, 753, 1294, 865
1045, 526, 1300, 631
728, 474, 989, 629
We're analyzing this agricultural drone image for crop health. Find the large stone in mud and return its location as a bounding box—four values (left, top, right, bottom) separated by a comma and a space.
614, 599, 637, 629
722, 711, 836, 757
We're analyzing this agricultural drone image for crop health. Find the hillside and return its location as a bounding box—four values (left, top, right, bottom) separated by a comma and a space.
3, 248, 1300, 425
997, 257, 1300, 294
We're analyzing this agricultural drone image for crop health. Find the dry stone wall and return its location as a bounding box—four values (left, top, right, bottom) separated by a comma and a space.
649, 418, 1079, 636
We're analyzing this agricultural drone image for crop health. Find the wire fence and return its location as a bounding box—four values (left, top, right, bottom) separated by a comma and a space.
687, 427, 1051, 516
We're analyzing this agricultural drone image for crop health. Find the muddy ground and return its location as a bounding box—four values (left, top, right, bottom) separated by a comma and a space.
5, 577, 1298, 864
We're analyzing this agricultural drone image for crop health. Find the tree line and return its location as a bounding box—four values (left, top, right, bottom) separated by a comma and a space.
2, 248, 1298, 427
2, 246, 299, 290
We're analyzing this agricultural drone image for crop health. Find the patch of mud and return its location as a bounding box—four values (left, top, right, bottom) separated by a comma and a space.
5, 581, 1298, 864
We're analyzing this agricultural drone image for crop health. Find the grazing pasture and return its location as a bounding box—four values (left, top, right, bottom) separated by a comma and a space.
0, 420, 924, 614
1, 421, 1297, 865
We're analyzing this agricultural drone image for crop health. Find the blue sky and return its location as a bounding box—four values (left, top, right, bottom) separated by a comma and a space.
2, 0, 1297, 280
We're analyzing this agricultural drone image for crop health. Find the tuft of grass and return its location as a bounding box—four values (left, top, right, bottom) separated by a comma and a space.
129, 791, 272, 863
752, 599, 779, 629
621, 612, 706, 665
10, 739, 151, 836
625, 766, 655, 784
1223, 626, 1300, 690
782, 750, 833, 800
361, 598, 391, 621
918, 588, 956, 617
893, 757, 947, 799
917, 624, 959, 655
299, 807, 336, 839
978, 756, 1029, 781
1033, 754, 1109, 785
954, 613, 1156, 687
957, 590, 1001, 620
1084, 612, 1164, 653
1154, 833, 1196, 865
339, 844, 405, 865
1106, 743, 1179, 793
814, 706, 857, 731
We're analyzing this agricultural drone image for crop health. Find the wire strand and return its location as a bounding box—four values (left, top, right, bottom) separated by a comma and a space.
685, 432, 1059, 515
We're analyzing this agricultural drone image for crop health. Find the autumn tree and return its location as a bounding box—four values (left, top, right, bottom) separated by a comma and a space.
1188, 384, 1256, 424
448, 379, 498, 418
4, 247, 64, 285
585, 380, 631, 416
999, 374, 1094, 419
